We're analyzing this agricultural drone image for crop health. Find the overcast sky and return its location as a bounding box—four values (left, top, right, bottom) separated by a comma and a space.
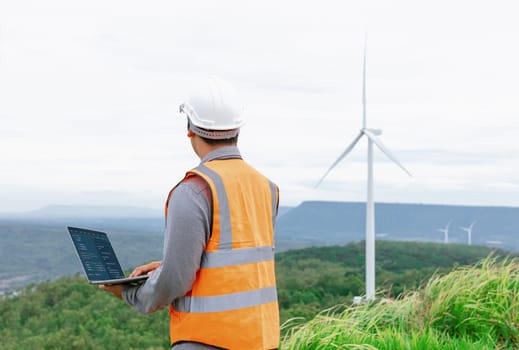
1, 0, 518, 212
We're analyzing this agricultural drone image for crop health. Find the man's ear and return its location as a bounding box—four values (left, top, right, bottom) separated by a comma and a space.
187, 130, 195, 138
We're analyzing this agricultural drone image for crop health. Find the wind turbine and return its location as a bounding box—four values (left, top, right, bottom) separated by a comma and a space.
315, 38, 412, 301
459, 221, 477, 245
437, 221, 451, 244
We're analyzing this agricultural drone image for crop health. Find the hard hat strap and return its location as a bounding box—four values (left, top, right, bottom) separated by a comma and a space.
188, 119, 239, 140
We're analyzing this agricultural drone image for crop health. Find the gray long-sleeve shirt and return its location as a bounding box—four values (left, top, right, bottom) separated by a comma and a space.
122, 146, 242, 350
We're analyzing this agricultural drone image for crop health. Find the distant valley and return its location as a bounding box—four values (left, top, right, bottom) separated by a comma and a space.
1, 201, 518, 293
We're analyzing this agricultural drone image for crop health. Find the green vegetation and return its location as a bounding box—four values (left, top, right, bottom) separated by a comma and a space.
276, 241, 499, 324
0, 277, 170, 349
282, 256, 519, 349
0, 241, 513, 349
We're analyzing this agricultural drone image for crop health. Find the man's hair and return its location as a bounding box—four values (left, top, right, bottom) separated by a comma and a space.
200, 134, 239, 145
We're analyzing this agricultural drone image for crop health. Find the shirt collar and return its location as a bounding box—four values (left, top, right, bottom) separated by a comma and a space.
201, 145, 242, 164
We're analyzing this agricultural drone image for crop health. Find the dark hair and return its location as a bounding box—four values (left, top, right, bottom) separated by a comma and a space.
199, 134, 239, 145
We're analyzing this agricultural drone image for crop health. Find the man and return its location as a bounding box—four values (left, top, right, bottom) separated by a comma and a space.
100, 76, 280, 350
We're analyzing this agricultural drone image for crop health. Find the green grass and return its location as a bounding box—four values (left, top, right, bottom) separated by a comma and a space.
281, 255, 519, 349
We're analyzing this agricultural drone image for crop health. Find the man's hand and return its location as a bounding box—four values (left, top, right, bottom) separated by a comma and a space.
129, 261, 162, 277
99, 261, 161, 300
99, 284, 125, 300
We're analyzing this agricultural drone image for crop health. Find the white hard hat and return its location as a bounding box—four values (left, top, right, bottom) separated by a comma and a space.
179, 76, 245, 139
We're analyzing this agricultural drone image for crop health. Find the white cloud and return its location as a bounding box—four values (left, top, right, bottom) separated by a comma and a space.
0, 0, 518, 211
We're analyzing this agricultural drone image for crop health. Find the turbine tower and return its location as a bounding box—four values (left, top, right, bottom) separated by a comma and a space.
459, 221, 477, 245
315, 37, 412, 301
437, 221, 451, 244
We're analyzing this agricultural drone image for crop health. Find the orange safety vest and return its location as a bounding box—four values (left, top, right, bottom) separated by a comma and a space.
166, 158, 280, 349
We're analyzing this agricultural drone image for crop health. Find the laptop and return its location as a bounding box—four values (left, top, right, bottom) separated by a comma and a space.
67, 226, 149, 285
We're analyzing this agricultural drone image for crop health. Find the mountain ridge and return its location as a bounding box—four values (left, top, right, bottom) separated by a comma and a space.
275, 200, 519, 251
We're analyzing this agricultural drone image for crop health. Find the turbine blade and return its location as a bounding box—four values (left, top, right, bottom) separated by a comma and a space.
363, 129, 412, 177
362, 34, 367, 129
315, 132, 364, 188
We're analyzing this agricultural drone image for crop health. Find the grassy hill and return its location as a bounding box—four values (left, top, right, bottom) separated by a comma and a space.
282, 256, 519, 349
0, 241, 512, 349
275, 241, 507, 324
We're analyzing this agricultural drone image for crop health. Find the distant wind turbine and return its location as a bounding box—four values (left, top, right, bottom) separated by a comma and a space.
459, 221, 477, 245
437, 221, 451, 244
315, 36, 412, 301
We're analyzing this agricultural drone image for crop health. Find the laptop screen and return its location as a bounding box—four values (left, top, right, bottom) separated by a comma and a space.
68, 227, 125, 281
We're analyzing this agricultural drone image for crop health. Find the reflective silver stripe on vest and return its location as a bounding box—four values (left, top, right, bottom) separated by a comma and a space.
173, 286, 278, 313
196, 164, 233, 249
202, 246, 274, 268
268, 180, 277, 225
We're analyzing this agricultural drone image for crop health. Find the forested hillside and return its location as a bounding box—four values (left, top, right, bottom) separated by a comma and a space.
0, 220, 164, 293
0, 241, 510, 349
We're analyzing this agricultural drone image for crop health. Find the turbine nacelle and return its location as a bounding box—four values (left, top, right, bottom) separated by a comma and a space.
459, 220, 477, 245
437, 221, 451, 244
363, 128, 382, 136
